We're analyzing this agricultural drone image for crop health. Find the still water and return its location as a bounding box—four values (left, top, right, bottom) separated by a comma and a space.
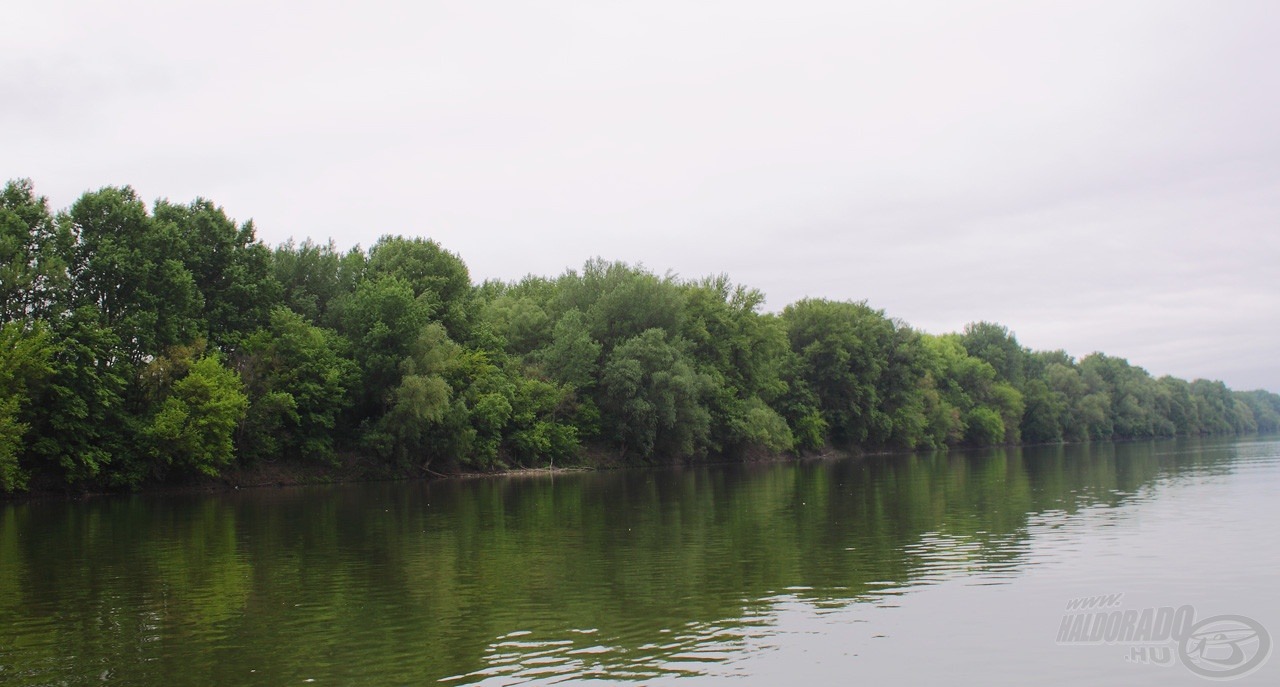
2, 437, 1278, 685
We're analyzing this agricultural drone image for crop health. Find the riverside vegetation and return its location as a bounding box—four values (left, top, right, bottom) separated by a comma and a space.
2, 179, 1278, 493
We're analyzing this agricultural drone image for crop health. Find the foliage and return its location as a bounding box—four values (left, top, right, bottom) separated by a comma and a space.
535, 309, 600, 389
600, 329, 712, 459
0, 323, 53, 490
63, 186, 202, 364
2, 176, 1278, 493
153, 198, 279, 346
22, 308, 133, 486
237, 307, 356, 463
143, 355, 249, 477
1, 179, 68, 324
366, 236, 474, 341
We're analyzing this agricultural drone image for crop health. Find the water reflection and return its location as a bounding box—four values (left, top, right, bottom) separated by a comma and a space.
0, 436, 1273, 686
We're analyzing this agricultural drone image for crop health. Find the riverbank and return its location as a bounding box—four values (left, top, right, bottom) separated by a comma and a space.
9, 434, 1272, 502
4, 442, 858, 501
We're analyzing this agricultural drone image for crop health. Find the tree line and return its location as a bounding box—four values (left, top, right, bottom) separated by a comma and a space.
2, 179, 1277, 492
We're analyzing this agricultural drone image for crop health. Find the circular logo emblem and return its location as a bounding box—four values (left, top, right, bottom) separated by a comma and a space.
1179, 614, 1272, 680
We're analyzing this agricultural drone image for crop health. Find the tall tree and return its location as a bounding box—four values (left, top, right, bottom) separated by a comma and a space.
236, 307, 356, 463
63, 187, 201, 364
1, 179, 70, 324
366, 236, 474, 342
600, 329, 711, 459
143, 354, 249, 478
22, 308, 133, 486
958, 322, 1027, 388
782, 299, 902, 447
154, 198, 280, 346
0, 323, 53, 491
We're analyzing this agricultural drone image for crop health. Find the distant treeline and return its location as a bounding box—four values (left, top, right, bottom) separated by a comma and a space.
2, 179, 1278, 492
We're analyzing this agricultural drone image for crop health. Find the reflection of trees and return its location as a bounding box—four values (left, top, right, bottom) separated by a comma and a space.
0, 438, 1243, 684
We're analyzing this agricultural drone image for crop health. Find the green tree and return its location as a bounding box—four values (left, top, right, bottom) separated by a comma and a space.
535, 309, 601, 389
0, 323, 53, 491
1237, 390, 1280, 433
62, 187, 201, 364
1020, 378, 1066, 443
782, 299, 892, 447
272, 239, 365, 326
480, 294, 551, 358
503, 375, 580, 466
556, 260, 686, 348
144, 355, 249, 477
680, 276, 794, 453
153, 198, 280, 346
600, 329, 712, 459
958, 322, 1027, 388
22, 308, 133, 485
331, 276, 435, 426
366, 235, 474, 341
237, 307, 356, 463
1, 179, 69, 324
1160, 376, 1197, 434
920, 334, 1022, 446
1078, 354, 1172, 438
367, 323, 465, 470
783, 300, 943, 448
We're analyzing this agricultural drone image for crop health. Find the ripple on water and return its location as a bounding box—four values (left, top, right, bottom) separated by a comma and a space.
5, 437, 1278, 686
433, 610, 788, 686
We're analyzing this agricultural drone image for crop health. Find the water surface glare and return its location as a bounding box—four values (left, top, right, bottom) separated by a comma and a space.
2, 437, 1277, 685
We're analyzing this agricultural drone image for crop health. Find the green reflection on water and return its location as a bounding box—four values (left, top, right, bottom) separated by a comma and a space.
0, 437, 1252, 685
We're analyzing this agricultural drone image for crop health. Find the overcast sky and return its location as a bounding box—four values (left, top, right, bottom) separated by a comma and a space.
4, 1, 1278, 391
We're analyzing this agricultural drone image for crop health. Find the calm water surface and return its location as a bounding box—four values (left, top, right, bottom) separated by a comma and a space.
2, 437, 1278, 685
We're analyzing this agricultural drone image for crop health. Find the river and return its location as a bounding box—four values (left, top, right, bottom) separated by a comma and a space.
2, 436, 1277, 685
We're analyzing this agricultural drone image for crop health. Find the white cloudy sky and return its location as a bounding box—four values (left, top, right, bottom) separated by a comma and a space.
4, 1, 1279, 391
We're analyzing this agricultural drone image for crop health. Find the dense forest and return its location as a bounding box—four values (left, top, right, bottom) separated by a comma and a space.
2, 179, 1278, 493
